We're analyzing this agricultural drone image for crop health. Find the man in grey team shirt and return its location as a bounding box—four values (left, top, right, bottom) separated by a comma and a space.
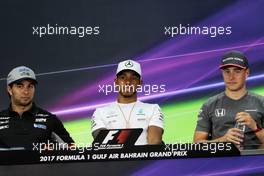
193, 50, 264, 146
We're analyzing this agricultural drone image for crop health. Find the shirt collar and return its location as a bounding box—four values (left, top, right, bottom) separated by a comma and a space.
8, 103, 38, 116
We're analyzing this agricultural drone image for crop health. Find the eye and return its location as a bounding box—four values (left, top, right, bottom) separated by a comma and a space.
118, 75, 126, 80
234, 69, 242, 74
16, 84, 23, 88
29, 84, 34, 89
132, 75, 139, 80
223, 69, 230, 74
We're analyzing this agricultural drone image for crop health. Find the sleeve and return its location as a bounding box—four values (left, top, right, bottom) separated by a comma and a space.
195, 103, 212, 133
51, 115, 74, 144
148, 104, 164, 129
91, 108, 106, 132
260, 96, 264, 128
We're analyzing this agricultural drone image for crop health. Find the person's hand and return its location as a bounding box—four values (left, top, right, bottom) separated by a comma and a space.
235, 112, 257, 131
221, 128, 244, 145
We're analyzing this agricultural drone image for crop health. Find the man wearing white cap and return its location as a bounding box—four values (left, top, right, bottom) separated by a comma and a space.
0, 66, 74, 149
91, 60, 164, 145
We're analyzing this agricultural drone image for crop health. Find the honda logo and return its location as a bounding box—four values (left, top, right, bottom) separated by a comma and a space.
215, 108, 226, 117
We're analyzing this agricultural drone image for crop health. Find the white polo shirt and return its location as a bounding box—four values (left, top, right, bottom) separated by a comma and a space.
91, 101, 164, 145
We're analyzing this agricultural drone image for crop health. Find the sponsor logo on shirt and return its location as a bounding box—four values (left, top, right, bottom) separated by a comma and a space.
137, 118, 147, 121
215, 108, 226, 117
0, 120, 9, 124
106, 111, 118, 118
245, 109, 258, 112
106, 114, 118, 118
0, 117, 10, 120
0, 125, 9, 130
136, 109, 145, 115
91, 119, 96, 128
159, 114, 164, 121
33, 123, 47, 130
198, 109, 203, 116
35, 118, 47, 122
35, 113, 49, 117
107, 119, 117, 124
197, 117, 203, 121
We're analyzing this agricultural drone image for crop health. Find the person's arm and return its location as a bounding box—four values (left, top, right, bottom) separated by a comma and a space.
52, 115, 74, 144
92, 128, 107, 139
235, 112, 264, 143
193, 103, 212, 143
256, 98, 264, 144
91, 108, 106, 139
194, 129, 243, 144
193, 103, 244, 144
147, 126, 163, 144
193, 131, 209, 143
255, 130, 264, 144
147, 105, 164, 144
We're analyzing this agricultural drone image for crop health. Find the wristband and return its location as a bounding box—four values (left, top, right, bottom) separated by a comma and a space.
254, 124, 262, 133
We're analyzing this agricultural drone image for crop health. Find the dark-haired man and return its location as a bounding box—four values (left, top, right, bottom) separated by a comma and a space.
0, 66, 74, 149
194, 51, 264, 147
91, 60, 164, 145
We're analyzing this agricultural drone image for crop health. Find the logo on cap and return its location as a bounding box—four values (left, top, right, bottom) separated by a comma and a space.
125, 60, 134, 68
7, 66, 37, 85
222, 57, 244, 63
219, 50, 249, 69
116, 59, 142, 77
20, 72, 31, 77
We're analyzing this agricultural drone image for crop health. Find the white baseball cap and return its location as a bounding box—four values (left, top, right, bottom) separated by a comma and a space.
116, 60, 142, 77
7, 66, 37, 85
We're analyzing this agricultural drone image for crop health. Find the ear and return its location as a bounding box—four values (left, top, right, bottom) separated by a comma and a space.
246, 68, 250, 78
114, 77, 118, 85
7, 86, 12, 96
139, 79, 143, 85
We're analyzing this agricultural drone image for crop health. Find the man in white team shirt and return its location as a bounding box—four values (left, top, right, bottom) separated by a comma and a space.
91, 59, 164, 145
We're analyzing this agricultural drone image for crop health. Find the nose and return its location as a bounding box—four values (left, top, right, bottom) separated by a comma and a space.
125, 79, 131, 85
124, 76, 133, 85
22, 87, 30, 94
229, 71, 235, 80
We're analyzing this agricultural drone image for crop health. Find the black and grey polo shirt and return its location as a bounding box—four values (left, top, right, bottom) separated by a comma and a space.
195, 92, 264, 145
0, 103, 74, 149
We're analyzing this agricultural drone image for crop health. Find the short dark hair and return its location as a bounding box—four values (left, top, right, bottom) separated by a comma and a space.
116, 70, 141, 79
10, 78, 37, 86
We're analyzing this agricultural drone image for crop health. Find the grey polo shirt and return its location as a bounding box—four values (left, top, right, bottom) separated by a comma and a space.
195, 92, 264, 145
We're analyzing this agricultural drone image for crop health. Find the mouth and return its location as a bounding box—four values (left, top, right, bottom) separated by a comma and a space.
121, 85, 135, 92
21, 97, 30, 100
227, 82, 237, 85
123, 89, 134, 94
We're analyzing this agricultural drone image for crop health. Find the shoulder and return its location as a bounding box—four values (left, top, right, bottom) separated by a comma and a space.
33, 106, 60, 121
93, 102, 117, 116
203, 92, 225, 107
95, 102, 116, 111
0, 109, 10, 116
247, 92, 264, 102
136, 101, 161, 112
34, 106, 54, 116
